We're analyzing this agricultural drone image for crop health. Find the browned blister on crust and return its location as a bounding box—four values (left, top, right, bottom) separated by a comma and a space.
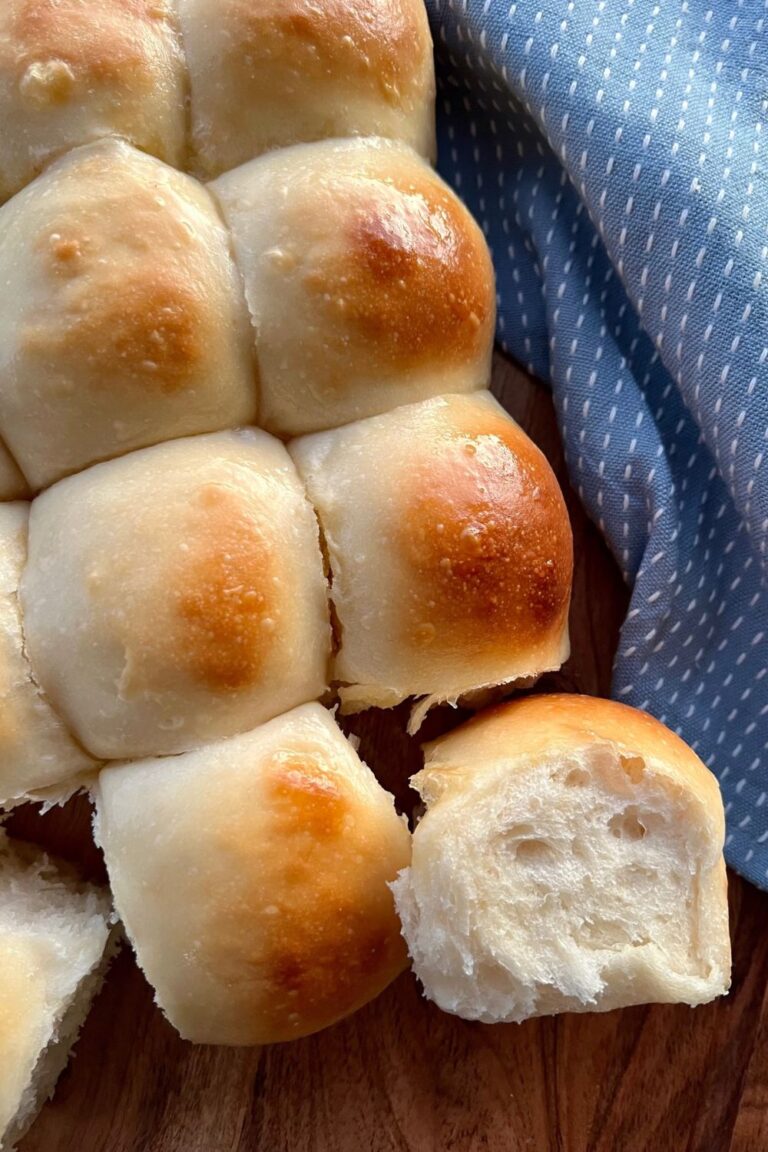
0, 0, 185, 202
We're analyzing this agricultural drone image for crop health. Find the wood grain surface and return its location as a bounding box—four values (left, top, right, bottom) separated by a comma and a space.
10, 355, 768, 1152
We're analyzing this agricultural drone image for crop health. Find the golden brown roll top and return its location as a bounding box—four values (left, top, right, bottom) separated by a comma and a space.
0, 139, 256, 492
93, 703, 411, 1046
212, 138, 495, 437
419, 694, 728, 815
0, 503, 98, 809
0, 0, 435, 201
20, 430, 331, 760
0, 131, 492, 490
0, 0, 186, 203
290, 392, 573, 728
179, 0, 436, 179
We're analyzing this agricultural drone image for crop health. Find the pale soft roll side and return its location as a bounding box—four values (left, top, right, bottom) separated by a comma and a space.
93, 702, 411, 1046
392, 694, 731, 1023
211, 138, 495, 437
20, 430, 331, 760
0, 833, 117, 1152
179, 0, 436, 179
290, 392, 573, 728
0, 138, 257, 492
0, 503, 98, 809
0, 0, 186, 205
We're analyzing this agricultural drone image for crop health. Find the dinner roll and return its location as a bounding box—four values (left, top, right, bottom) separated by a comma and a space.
21, 430, 330, 760
179, 0, 436, 179
0, 834, 117, 1151
0, 503, 97, 809
0, 442, 28, 502
93, 703, 411, 1046
211, 138, 495, 437
0, 0, 185, 204
0, 139, 256, 492
392, 694, 731, 1023
291, 392, 573, 728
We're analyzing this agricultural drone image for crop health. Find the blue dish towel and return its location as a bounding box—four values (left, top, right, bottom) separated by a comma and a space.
427, 0, 768, 886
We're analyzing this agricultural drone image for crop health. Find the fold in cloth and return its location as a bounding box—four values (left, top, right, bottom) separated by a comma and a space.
428, 0, 768, 886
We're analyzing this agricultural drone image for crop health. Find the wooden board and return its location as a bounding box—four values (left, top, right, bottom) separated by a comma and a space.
10, 354, 768, 1152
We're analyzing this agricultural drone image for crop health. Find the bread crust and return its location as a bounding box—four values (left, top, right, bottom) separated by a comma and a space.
0, 139, 256, 491
420, 694, 725, 825
291, 393, 572, 721
180, 0, 435, 178
94, 703, 411, 1045
20, 431, 331, 759
0, 0, 185, 203
212, 138, 495, 437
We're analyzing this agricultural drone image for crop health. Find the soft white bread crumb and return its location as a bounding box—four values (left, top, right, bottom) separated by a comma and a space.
0, 833, 117, 1151
392, 694, 731, 1023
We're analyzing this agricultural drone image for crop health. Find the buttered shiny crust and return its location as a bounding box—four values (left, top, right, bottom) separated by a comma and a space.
94, 703, 411, 1045
21, 431, 331, 759
399, 406, 572, 652
212, 138, 495, 436
0, 503, 97, 807
180, 0, 435, 178
291, 392, 572, 717
0, 139, 256, 491
0, 0, 185, 203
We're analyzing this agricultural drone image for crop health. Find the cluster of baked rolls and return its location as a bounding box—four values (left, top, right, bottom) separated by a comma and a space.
0, 1, 730, 1147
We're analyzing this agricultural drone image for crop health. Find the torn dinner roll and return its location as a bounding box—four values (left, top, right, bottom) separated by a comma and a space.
211, 138, 495, 437
0, 0, 185, 204
392, 694, 731, 1023
0, 503, 98, 810
179, 0, 436, 179
20, 430, 330, 760
93, 702, 411, 1046
0, 834, 117, 1151
290, 392, 573, 729
0, 139, 256, 491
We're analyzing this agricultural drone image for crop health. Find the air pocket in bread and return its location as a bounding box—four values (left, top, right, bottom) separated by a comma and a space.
392, 694, 731, 1022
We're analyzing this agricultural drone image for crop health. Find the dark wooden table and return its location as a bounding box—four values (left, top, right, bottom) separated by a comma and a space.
11, 355, 768, 1152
